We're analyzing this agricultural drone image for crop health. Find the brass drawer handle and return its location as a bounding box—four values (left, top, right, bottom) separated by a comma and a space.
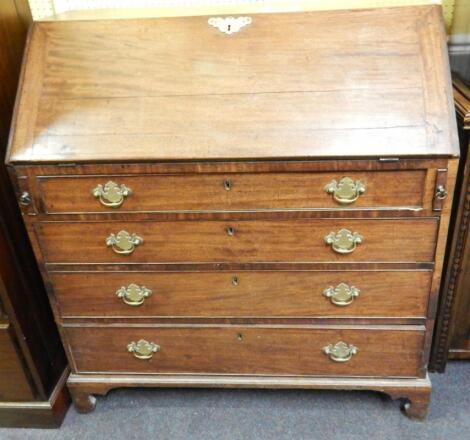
92, 181, 131, 208
324, 229, 363, 254
226, 226, 236, 236
127, 339, 160, 360
324, 177, 366, 205
323, 283, 360, 306
116, 284, 152, 306
323, 341, 358, 363
106, 230, 143, 255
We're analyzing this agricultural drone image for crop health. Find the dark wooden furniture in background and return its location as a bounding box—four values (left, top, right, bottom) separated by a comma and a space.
0, 0, 69, 428
6, 6, 458, 420
431, 77, 470, 370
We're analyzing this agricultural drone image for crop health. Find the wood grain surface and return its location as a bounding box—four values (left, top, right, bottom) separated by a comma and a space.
6, 6, 458, 163
0, 324, 35, 401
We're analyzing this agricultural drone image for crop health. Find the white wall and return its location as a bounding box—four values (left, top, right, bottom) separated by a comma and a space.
28, 0, 442, 20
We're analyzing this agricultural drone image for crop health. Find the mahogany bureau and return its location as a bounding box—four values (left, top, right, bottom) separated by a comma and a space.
5, 5, 458, 419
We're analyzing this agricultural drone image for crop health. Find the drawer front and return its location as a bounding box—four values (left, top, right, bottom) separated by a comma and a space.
66, 326, 424, 377
37, 219, 438, 264
51, 271, 431, 318
0, 324, 35, 401
38, 170, 427, 213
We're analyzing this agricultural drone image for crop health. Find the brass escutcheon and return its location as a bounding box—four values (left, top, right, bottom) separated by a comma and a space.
116, 284, 152, 306
323, 341, 358, 362
324, 177, 366, 205
208, 16, 252, 35
324, 229, 363, 254
106, 230, 143, 255
127, 339, 160, 360
92, 181, 131, 208
323, 283, 360, 306
223, 179, 232, 191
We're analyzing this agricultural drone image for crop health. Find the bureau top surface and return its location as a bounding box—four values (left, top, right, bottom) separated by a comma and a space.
7, 5, 458, 164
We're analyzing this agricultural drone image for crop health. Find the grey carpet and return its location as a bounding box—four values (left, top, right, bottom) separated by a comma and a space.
0, 362, 468, 440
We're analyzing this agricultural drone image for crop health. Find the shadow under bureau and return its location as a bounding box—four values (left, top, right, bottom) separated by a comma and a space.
6, 5, 458, 419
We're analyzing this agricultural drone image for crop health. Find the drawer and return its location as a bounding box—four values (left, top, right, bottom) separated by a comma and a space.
51, 271, 432, 318
37, 219, 438, 264
38, 170, 428, 213
66, 325, 425, 377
